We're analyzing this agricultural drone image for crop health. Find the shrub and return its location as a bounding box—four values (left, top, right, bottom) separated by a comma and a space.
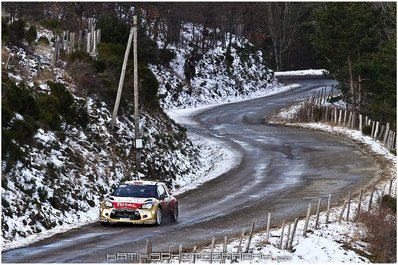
37, 36, 49, 46
37, 94, 61, 130
68, 51, 93, 63
2, 77, 39, 120
25, 26, 37, 44
37, 187, 48, 202
39, 19, 62, 34
48, 81, 75, 123
67, 61, 97, 92
359, 196, 396, 263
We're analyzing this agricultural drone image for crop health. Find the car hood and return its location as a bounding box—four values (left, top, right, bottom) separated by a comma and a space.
109, 197, 156, 209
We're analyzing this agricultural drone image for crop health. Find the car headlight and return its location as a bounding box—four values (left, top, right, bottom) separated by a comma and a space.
104, 201, 113, 208
141, 202, 154, 209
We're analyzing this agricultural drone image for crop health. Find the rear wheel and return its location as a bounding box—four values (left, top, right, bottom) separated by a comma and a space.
155, 207, 162, 225
171, 204, 178, 222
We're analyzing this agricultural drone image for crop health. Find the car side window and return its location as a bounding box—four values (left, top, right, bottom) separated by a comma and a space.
163, 184, 170, 196
157, 185, 166, 199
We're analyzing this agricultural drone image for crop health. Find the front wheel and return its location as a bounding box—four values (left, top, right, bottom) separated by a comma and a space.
171, 204, 178, 222
155, 207, 162, 226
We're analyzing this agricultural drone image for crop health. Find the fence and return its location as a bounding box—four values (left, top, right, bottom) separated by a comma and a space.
139, 178, 395, 263
293, 88, 396, 152
53, 18, 101, 64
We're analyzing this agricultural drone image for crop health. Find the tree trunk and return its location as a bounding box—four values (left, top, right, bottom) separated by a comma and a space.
347, 56, 355, 111
358, 74, 362, 112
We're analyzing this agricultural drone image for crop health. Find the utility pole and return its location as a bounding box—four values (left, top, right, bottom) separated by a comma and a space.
110, 15, 142, 176
111, 27, 134, 130
133, 15, 142, 173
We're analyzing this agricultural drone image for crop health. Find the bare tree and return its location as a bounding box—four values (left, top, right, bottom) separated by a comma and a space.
262, 2, 303, 71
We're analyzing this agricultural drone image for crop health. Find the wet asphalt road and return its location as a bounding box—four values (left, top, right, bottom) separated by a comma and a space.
2, 79, 378, 263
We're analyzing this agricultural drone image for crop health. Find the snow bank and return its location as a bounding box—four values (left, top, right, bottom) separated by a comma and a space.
275, 69, 328, 77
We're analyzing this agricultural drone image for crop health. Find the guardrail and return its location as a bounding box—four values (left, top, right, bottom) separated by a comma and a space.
292, 92, 396, 152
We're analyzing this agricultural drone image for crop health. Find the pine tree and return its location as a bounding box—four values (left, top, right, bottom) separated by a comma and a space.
311, 3, 395, 127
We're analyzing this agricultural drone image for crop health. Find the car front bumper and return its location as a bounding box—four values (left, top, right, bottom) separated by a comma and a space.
99, 207, 157, 225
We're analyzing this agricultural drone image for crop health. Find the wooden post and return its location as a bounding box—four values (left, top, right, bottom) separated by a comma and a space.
338, 109, 342, 125
245, 218, 256, 253
284, 223, 291, 250
379, 184, 386, 206
357, 188, 363, 221
178, 244, 182, 264
378, 125, 385, 141
192, 246, 197, 264
146, 238, 152, 262
351, 112, 355, 129
210, 236, 215, 264
288, 218, 298, 251
368, 185, 375, 212
111, 27, 134, 130
339, 201, 347, 223
388, 179, 393, 196
359, 114, 363, 133
334, 108, 337, 124
92, 28, 97, 54
222, 236, 227, 264
389, 131, 394, 149
348, 112, 353, 128
265, 212, 271, 243
374, 122, 380, 140
326, 194, 331, 224
86, 32, 91, 53
383, 123, 390, 145
279, 220, 285, 249
5, 53, 11, 69
346, 191, 352, 221
235, 229, 245, 262
97, 28, 101, 44
343, 109, 347, 125
78, 30, 82, 51
325, 106, 329, 121
303, 203, 311, 237
371, 121, 375, 138
315, 198, 321, 229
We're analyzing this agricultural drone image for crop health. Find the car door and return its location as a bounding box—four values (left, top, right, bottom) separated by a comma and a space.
157, 184, 169, 215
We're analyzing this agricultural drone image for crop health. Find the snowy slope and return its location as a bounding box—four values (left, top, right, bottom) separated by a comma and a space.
149, 22, 276, 110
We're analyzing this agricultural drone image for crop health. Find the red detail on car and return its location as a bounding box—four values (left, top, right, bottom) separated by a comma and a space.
112, 202, 143, 209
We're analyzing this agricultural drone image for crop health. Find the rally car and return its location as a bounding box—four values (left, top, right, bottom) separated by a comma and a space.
99, 181, 178, 225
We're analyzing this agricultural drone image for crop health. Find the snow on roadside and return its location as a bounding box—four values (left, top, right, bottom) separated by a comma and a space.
275, 69, 328, 77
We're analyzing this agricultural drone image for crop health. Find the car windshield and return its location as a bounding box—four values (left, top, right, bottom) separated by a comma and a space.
112, 184, 157, 198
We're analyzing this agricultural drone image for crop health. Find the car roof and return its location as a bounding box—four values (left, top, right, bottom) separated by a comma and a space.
123, 180, 162, 186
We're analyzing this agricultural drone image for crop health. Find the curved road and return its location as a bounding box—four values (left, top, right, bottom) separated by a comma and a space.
2, 79, 378, 263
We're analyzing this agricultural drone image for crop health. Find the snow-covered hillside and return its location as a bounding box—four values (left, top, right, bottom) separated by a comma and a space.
2, 19, 281, 248
148, 22, 276, 110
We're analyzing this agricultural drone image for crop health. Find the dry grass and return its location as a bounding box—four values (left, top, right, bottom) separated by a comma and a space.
358, 195, 396, 263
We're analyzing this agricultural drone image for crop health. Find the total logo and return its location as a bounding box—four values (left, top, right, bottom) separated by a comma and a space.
114, 202, 141, 208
